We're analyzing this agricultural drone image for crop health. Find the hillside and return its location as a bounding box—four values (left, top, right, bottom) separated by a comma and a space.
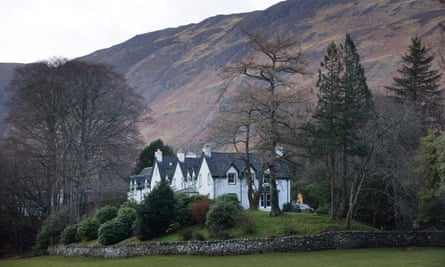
1, 0, 444, 149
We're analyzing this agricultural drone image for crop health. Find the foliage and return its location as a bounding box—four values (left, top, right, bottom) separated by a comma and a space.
303, 34, 374, 222
174, 193, 195, 228
98, 219, 131, 246
291, 181, 330, 211
35, 210, 69, 249
60, 225, 79, 245
189, 197, 210, 225
416, 131, 445, 226
95, 205, 118, 224
206, 194, 243, 230
76, 218, 100, 242
116, 207, 137, 230
135, 180, 176, 240
134, 139, 174, 174
386, 35, 443, 130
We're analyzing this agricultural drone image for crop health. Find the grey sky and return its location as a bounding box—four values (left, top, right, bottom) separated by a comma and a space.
0, 0, 281, 63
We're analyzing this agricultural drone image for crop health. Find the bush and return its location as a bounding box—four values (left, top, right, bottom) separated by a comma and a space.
206, 194, 242, 230
76, 218, 100, 242
98, 219, 131, 245
60, 225, 79, 245
95, 205, 118, 224
35, 210, 68, 249
189, 197, 210, 225
208, 225, 232, 240
117, 206, 137, 229
135, 180, 176, 240
175, 193, 194, 227
282, 202, 293, 212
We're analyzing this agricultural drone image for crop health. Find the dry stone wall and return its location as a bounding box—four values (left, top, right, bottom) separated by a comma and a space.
48, 231, 445, 258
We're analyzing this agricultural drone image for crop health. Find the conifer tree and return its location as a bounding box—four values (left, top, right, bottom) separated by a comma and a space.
386, 35, 442, 130
306, 34, 374, 220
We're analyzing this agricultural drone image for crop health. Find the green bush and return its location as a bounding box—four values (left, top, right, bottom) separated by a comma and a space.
236, 212, 256, 235
35, 210, 68, 249
76, 218, 100, 242
95, 205, 118, 224
135, 180, 176, 240
282, 202, 293, 212
117, 206, 137, 229
206, 194, 242, 230
98, 219, 131, 245
60, 224, 79, 245
175, 193, 194, 227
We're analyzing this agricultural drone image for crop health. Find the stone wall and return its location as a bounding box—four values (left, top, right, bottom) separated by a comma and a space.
48, 231, 445, 258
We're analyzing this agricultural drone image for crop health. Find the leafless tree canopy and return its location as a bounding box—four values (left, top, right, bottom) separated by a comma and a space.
216, 31, 309, 216
3, 59, 145, 221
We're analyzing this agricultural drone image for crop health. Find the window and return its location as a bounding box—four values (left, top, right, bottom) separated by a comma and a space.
228, 173, 236, 185
260, 191, 271, 208
261, 185, 271, 208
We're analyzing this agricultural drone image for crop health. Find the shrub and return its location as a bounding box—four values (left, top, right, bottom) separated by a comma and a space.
60, 225, 79, 245
282, 202, 293, 212
77, 218, 100, 242
208, 225, 232, 240
98, 219, 131, 245
175, 193, 194, 227
189, 197, 210, 225
117, 206, 137, 229
35, 210, 68, 249
206, 194, 242, 230
95, 205, 118, 224
135, 180, 176, 240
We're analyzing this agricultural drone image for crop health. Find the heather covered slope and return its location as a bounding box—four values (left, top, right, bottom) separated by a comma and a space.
1, 0, 443, 148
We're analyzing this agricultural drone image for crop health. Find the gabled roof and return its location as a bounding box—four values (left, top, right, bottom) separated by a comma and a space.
156, 156, 177, 179
178, 157, 200, 177
204, 152, 261, 177
130, 167, 153, 184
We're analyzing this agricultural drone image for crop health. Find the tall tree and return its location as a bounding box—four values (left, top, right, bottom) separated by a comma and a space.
6, 59, 144, 221
222, 31, 308, 216
134, 139, 174, 174
305, 34, 374, 222
386, 35, 443, 131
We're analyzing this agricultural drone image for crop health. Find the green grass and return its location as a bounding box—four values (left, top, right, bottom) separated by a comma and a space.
153, 210, 376, 242
1, 247, 444, 267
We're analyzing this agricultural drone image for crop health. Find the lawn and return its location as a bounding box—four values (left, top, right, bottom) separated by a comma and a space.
1, 247, 444, 267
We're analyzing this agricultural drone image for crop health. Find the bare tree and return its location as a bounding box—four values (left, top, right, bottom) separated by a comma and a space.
6, 59, 144, 221
221, 31, 308, 216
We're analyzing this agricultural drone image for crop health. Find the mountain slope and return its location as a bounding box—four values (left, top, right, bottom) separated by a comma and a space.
2, 0, 444, 149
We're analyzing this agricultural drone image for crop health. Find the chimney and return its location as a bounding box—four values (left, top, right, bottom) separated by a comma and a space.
203, 144, 212, 158
177, 149, 185, 163
155, 148, 163, 162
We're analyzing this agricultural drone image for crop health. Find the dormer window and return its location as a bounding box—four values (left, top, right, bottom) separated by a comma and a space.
228, 173, 236, 185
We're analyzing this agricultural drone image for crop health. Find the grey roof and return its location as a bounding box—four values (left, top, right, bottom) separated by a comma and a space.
204, 152, 262, 178
157, 156, 177, 179
204, 152, 291, 179
179, 157, 201, 178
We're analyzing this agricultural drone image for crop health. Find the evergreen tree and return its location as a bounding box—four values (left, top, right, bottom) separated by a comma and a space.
135, 179, 176, 240
305, 33, 374, 220
386, 35, 442, 130
134, 139, 174, 174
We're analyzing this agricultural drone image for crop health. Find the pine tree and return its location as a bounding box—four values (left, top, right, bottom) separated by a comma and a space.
306, 34, 374, 220
386, 35, 442, 130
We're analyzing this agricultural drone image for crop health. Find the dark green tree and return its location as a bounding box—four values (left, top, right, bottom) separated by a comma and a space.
305, 34, 374, 221
135, 179, 176, 240
134, 139, 174, 174
386, 35, 443, 131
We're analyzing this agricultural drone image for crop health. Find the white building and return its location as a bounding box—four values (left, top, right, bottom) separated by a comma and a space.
128, 146, 291, 210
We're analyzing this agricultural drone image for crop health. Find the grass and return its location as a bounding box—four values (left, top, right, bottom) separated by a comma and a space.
154, 210, 376, 242
1, 247, 444, 267
66, 210, 375, 245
